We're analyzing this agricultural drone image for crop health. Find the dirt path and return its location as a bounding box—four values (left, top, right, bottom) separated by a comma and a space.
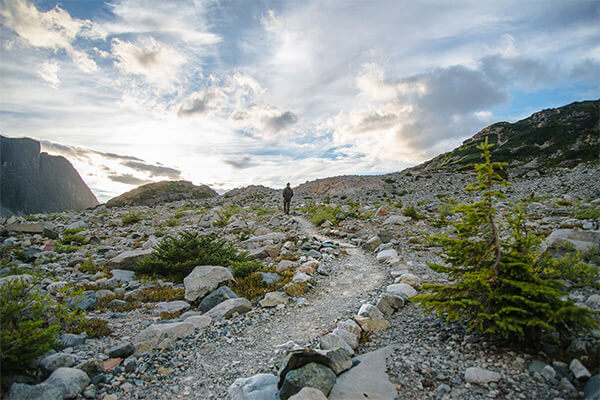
153, 216, 388, 399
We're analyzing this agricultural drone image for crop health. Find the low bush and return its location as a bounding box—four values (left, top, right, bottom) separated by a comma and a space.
134, 231, 259, 282
402, 203, 425, 220
0, 278, 59, 374
301, 203, 347, 226
122, 211, 142, 225
230, 271, 293, 301
535, 250, 599, 288
574, 204, 600, 220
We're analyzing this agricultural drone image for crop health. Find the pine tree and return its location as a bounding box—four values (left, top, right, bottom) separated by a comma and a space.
413, 138, 596, 345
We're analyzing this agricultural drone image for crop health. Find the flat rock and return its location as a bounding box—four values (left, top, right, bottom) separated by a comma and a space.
244, 232, 286, 243
108, 249, 152, 268
183, 266, 234, 302
382, 215, 411, 225
134, 322, 195, 349
376, 249, 398, 263
107, 342, 135, 358
541, 229, 600, 253
464, 367, 501, 384
111, 269, 135, 282
204, 297, 252, 319
288, 387, 327, 400
154, 300, 191, 314
319, 332, 354, 356
329, 345, 397, 400
228, 373, 279, 400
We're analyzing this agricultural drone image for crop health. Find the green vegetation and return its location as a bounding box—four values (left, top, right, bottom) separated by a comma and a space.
78, 255, 105, 274
122, 211, 142, 225
134, 231, 259, 282
555, 199, 573, 207
402, 203, 426, 220
213, 205, 243, 227
535, 248, 599, 288
1, 278, 59, 374
573, 204, 600, 220
230, 270, 293, 301
413, 139, 597, 346
301, 203, 348, 226
0, 278, 112, 375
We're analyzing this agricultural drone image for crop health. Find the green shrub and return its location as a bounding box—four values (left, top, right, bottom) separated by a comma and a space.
122, 211, 142, 225
413, 139, 597, 346
54, 243, 81, 254
555, 199, 572, 207
0, 278, 59, 374
301, 203, 347, 226
230, 260, 263, 278
78, 256, 104, 274
535, 250, 599, 288
213, 205, 242, 227
230, 271, 293, 301
574, 205, 600, 220
134, 231, 255, 281
402, 203, 425, 220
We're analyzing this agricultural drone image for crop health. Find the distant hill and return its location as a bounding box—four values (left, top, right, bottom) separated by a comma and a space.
413, 99, 599, 174
0, 135, 99, 216
106, 180, 218, 207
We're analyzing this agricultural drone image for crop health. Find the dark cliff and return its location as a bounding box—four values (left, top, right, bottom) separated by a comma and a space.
1, 135, 99, 216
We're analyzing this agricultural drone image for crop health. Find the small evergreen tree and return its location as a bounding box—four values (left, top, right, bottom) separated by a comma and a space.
413, 138, 596, 345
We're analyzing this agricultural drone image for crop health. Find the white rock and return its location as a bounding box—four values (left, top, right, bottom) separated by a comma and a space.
569, 358, 591, 381
204, 298, 252, 319
397, 273, 422, 288
184, 315, 212, 330
153, 300, 190, 314
376, 249, 398, 263
134, 322, 195, 349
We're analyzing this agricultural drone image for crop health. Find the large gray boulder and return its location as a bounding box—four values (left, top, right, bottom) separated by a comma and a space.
154, 300, 191, 315
228, 373, 279, 400
7, 382, 63, 400
184, 266, 234, 302
39, 352, 76, 375
45, 367, 90, 399
386, 283, 417, 298
204, 298, 252, 319
584, 375, 600, 400
279, 363, 336, 400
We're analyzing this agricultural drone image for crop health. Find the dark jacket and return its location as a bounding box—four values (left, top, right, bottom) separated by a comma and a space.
283, 187, 293, 200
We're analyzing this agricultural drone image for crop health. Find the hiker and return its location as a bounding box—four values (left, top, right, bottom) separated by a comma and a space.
283, 183, 293, 214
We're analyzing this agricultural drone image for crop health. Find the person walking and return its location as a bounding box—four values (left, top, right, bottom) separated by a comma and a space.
283, 183, 293, 215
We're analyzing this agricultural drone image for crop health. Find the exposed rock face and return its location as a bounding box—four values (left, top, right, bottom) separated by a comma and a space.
106, 180, 217, 207
296, 175, 387, 196
1, 135, 98, 216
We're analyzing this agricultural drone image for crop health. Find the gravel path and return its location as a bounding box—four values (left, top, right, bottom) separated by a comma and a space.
141, 216, 388, 399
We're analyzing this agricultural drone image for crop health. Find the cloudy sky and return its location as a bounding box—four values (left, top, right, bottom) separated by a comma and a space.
1, 0, 598, 201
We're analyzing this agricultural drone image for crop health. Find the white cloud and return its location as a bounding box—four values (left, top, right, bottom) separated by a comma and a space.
111, 36, 186, 84
0, 0, 97, 72
37, 60, 60, 87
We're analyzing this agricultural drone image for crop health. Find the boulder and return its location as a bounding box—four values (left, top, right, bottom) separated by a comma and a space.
319, 332, 354, 356
76, 358, 105, 378
7, 382, 63, 400
248, 245, 279, 260
228, 373, 279, 400
376, 293, 405, 316
40, 352, 76, 375
67, 291, 97, 311
134, 322, 195, 349
464, 367, 501, 384
108, 249, 152, 268
183, 266, 234, 302
111, 269, 135, 282
154, 300, 191, 315
260, 291, 289, 308
244, 232, 286, 243
569, 358, 591, 381
386, 283, 417, 298
46, 367, 90, 399
199, 286, 239, 312
584, 375, 600, 400
279, 362, 336, 400
333, 320, 361, 350
204, 298, 252, 319
257, 272, 282, 284
376, 249, 398, 263
184, 315, 212, 330
277, 260, 299, 272
0, 274, 33, 287
382, 215, 411, 225
354, 304, 390, 332
397, 273, 422, 288
107, 342, 135, 358
541, 229, 600, 254
362, 237, 382, 252
56, 334, 85, 349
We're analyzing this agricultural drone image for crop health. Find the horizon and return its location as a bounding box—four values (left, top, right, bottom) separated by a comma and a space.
1, 1, 598, 202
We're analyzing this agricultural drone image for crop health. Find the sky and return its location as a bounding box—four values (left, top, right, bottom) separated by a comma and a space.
1, 0, 598, 202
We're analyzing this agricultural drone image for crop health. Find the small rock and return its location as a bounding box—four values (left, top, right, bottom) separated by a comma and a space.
199, 286, 238, 312
464, 367, 501, 384
288, 387, 328, 400
260, 291, 289, 308
228, 373, 279, 400
569, 358, 591, 381
204, 298, 252, 319
107, 342, 135, 358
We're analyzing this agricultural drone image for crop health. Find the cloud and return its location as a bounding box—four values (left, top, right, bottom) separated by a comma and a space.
111, 36, 186, 83
122, 161, 182, 179
37, 61, 60, 87
177, 91, 215, 117
108, 173, 152, 185
224, 156, 257, 169
264, 111, 298, 133
0, 0, 97, 72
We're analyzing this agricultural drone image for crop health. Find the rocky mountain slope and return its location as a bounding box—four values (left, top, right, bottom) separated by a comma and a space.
106, 180, 217, 207
0, 135, 99, 217
413, 99, 599, 174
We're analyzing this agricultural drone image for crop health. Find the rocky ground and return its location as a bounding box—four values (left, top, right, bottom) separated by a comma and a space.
1, 162, 599, 400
